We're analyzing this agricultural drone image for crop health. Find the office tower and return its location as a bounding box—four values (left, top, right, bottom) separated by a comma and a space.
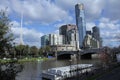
92, 26, 102, 47
59, 24, 77, 44
84, 34, 100, 48
67, 28, 79, 49
41, 35, 49, 47
86, 31, 92, 35
75, 3, 86, 48
92, 26, 100, 41
49, 34, 63, 46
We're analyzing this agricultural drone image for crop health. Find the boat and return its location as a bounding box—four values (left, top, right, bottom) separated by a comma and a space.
41, 64, 93, 80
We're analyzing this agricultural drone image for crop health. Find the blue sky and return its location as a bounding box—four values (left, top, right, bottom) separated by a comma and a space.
0, 0, 120, 47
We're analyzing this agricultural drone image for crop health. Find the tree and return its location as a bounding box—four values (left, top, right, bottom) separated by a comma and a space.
30, 46, 38, 57
0, 9, 13, 55
0, 61, 23, 80
99, 47, 112, 67
15, 45, 26, 58
38, 47, 44, 56
0, 9, 23, 80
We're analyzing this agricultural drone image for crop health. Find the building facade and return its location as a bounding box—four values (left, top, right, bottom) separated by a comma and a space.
49, 34, 63, 46
75, 3, 86, 48
84, 34, 100, 48
59, 24, 78, 44
92, 26, 100, 41
59, 24, 79, 50
92, 26, 102, 47
41, 35, 49, 47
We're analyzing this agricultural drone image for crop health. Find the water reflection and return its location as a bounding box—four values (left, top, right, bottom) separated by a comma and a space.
16, 58, 101, 80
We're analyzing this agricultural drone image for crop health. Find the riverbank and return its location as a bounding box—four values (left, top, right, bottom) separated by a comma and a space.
0, 57, 48, 63
64, 62, 120, 80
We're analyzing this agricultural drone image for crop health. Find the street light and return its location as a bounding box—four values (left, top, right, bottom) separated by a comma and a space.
69, 59, 72, 77
76, 49, 80, 80
13, 42, 16, 58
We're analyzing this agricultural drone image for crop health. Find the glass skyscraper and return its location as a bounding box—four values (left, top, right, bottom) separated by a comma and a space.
75, 3, 86, 48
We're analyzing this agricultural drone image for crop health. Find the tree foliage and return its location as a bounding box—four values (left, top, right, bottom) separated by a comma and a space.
0, 61, 23, 80
0, 9, 13, 54
30, 46, 38, 56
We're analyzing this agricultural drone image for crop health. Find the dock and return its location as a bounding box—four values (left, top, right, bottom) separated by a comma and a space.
42, 64, 93, 80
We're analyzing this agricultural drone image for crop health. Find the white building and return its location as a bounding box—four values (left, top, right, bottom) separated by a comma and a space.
84, 34, 100, 48
49, 34, 63, 46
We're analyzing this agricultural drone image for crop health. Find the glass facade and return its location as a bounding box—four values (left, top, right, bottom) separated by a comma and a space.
41, 35, 49, 47
75, 3, 86, 48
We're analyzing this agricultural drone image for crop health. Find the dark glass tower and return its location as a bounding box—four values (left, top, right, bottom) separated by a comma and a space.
92, 26, 100, 41
75, 3, 86, 48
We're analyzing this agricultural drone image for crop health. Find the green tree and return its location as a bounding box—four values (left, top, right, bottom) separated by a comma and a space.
0, 9, 13, 56
38, 47, 44, 56
15, 45, 26, 58
30, 46, 38, 57
0, 9, 23, 80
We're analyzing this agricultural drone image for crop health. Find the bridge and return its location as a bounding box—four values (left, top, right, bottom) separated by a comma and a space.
55, 48, 101, 59
79, 48, 101, 59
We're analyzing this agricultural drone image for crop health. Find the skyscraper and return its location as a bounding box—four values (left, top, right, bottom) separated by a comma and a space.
59, 24, 79, 50
59, 24, 78, 44
92, 26, 102, 47
75, 3, 86, 48
92, 26, 100, 41
49, 34, 63, 46
41, 35, 49, 47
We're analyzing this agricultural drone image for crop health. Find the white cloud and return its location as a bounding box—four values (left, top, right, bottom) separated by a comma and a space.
1, 0, 120, 47
86, 22, 96, 31
10, 0, 72, 24
103, 0, 120, 20
55, 0, 105, 21
0, 0, 73, 24
99, 17, 120, 30
98, 17, 120, 46
11, 21, 44, 47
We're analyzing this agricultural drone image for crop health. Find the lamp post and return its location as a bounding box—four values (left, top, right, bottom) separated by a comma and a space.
69, 59, 72, 77
55, 42, 58, 59
76, 49, 80, 80
13, 42, 16, 58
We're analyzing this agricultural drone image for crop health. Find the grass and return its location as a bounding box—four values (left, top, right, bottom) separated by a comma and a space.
0, 57, 48, 63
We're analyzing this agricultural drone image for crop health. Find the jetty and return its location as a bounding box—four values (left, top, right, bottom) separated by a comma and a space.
42, 64, 93, 80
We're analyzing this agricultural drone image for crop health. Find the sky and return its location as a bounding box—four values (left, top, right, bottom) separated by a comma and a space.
0, 0, 120, 47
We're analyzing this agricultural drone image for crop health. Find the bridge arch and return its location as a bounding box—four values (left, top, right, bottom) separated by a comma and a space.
57, 51, 74, 60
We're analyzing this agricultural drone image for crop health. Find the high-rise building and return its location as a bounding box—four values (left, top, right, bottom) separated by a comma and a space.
75, 3, 86, 48
49, 34, 63, 46
59, 24, 78, 44
59, 24, 79, 49
92, 26, 102, 47
41, 35, 49, 47
67, 28, 79, 49
86, 31, 92, 35
84, 34, 100, 48
92, 26, 100, 41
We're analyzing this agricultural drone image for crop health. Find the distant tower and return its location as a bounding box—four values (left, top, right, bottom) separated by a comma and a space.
92, 26, 102, 47
19, 11, 24, 45
75, 3, 86, 48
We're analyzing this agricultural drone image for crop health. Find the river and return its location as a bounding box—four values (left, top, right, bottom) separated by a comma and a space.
16, 58, 101, 80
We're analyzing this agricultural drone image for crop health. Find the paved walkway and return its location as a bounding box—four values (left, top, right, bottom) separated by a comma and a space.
96, 67, 120, 80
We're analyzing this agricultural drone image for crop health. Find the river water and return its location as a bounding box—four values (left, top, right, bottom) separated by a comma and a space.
16, 58, 101, 80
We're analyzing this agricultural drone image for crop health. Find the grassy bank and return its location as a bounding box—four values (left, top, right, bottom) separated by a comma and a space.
0, 57, 48, 63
